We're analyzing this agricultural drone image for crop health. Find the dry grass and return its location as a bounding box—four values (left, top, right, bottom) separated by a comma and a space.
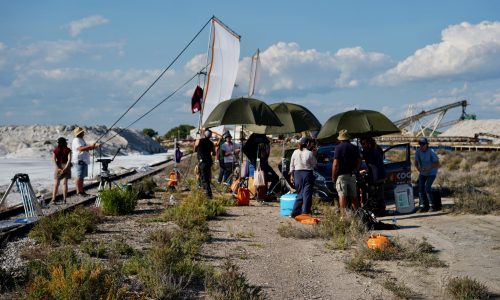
277, 205, 367, 250
382, 277, 417, 299
446, 276, 490, 300
433, 151, 500, 214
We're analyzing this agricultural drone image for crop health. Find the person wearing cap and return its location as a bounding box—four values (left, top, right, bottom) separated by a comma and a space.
414, 137, 440, 212
215, 135, 226, 184
71, 127, 100, 196
195, 129, 215, 199
220, 131, 235, 184
289, 136, 317, 217
332, 129, 361, 213
51, 137, 72, 204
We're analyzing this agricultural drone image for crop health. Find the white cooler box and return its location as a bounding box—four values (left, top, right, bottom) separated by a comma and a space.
394, 184, 415, 214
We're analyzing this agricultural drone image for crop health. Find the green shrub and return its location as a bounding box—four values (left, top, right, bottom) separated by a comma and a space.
133, 178, 157, 198
122, 254, 143, 275
163, 189, 225, 231
138, 229, 205, 299
100, 187, 138, 215
80, 240, 107, 258
344, 255, 374, 275
111, 238, 136, 257
358, 237, 446, 268
25, 247, 127, 299
0, 267, 19, 294
29, 207, 101, 245
315, 206, 367, 250
205, 260, 264, 300
446, 276, 490, 300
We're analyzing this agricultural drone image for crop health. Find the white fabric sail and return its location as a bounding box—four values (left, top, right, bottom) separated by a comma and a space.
248, 49, 260, 97
202, 18, 241, 135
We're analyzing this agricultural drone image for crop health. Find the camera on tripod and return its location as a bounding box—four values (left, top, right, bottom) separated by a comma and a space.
96, 148, 121, 176
96, 158, 113, 174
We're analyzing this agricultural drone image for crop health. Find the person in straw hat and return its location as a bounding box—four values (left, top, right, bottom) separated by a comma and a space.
332, 129, 361, 213
71, 126, 100, 196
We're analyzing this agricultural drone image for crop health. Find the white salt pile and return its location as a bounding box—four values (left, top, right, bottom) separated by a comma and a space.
440, 120, 500, 144
0, 125, 165, 158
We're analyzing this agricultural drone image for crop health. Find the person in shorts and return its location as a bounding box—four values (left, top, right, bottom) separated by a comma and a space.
71, 127, 100, 196
51, 137, 72, 204
332, 129, 361, 213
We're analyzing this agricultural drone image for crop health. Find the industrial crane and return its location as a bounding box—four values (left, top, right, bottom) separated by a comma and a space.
394, 100, 475, 137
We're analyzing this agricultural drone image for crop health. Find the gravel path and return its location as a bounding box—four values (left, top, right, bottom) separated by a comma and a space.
201, 198, 500, 299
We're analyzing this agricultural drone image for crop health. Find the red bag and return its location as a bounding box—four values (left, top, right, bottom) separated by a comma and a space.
236, 188, 250, 206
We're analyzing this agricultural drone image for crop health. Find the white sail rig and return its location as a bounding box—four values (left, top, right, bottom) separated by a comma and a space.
248, 48, 260, 98
199, 17, 241, 136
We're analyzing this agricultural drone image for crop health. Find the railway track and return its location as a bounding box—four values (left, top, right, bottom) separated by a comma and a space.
0, 157, 179, 244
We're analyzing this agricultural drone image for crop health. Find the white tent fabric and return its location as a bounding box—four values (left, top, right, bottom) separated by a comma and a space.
202, 18, 240, 135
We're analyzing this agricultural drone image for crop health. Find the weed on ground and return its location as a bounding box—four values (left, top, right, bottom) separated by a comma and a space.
446, 276, 490, 300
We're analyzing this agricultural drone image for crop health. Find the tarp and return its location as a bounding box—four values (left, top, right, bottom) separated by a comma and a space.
202, 18, 241, 135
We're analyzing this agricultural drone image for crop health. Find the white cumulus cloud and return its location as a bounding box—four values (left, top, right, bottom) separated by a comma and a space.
376, 21, 500, 84
68, 15, 109, 37
235, 42, 391, 97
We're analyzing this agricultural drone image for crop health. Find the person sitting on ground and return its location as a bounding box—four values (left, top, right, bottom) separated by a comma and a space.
414, 137, 440, 212
360, 137, 387, 216
290, 137, 317, 217
51, 137, 72, 204
332, 129, 361, 214
71, 127, 100, 196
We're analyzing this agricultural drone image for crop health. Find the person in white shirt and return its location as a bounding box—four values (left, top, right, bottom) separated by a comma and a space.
71, 127, 100, 196
221, 131, 235, 183
289, 137, 317, 217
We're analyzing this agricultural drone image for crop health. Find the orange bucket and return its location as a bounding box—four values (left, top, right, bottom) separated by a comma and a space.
236, 188, 250, 206
367, 234, 390, 250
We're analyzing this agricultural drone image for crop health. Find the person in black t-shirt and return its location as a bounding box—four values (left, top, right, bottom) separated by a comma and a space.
332, 130, 361, 213
195, 129, 215, 199
360, 137, 387, 216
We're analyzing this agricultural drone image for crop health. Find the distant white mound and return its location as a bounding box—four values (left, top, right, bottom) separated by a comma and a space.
440, 120, 500, 144
0, 125, 166, 158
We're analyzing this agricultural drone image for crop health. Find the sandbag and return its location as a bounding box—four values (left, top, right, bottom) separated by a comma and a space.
294, 214, 320, 225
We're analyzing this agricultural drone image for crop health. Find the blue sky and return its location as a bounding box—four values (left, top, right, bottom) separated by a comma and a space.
1, 0, 499, 135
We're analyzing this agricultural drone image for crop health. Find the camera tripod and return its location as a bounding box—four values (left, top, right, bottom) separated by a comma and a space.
267, 157, 293, 196
0, 173, 44, 220
94, 148, 121, 207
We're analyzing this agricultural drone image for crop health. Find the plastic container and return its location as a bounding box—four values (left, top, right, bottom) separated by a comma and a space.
367, 234, 390, 250
280, 193, 297, 216
394, 184, 415, 214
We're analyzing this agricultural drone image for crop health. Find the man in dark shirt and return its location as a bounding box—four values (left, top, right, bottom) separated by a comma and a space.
195, 129, 215, 199
332, 129, 361, 213
360, 137, 387, 216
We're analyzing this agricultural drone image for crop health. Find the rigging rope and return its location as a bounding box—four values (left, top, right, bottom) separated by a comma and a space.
101, 71, 201, 145
96, 17, 213, 143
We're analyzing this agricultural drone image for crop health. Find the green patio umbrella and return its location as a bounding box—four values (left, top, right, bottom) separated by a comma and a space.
202, 97, 283, 128
246, 102, 322, 134
317, 109, 400, 143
